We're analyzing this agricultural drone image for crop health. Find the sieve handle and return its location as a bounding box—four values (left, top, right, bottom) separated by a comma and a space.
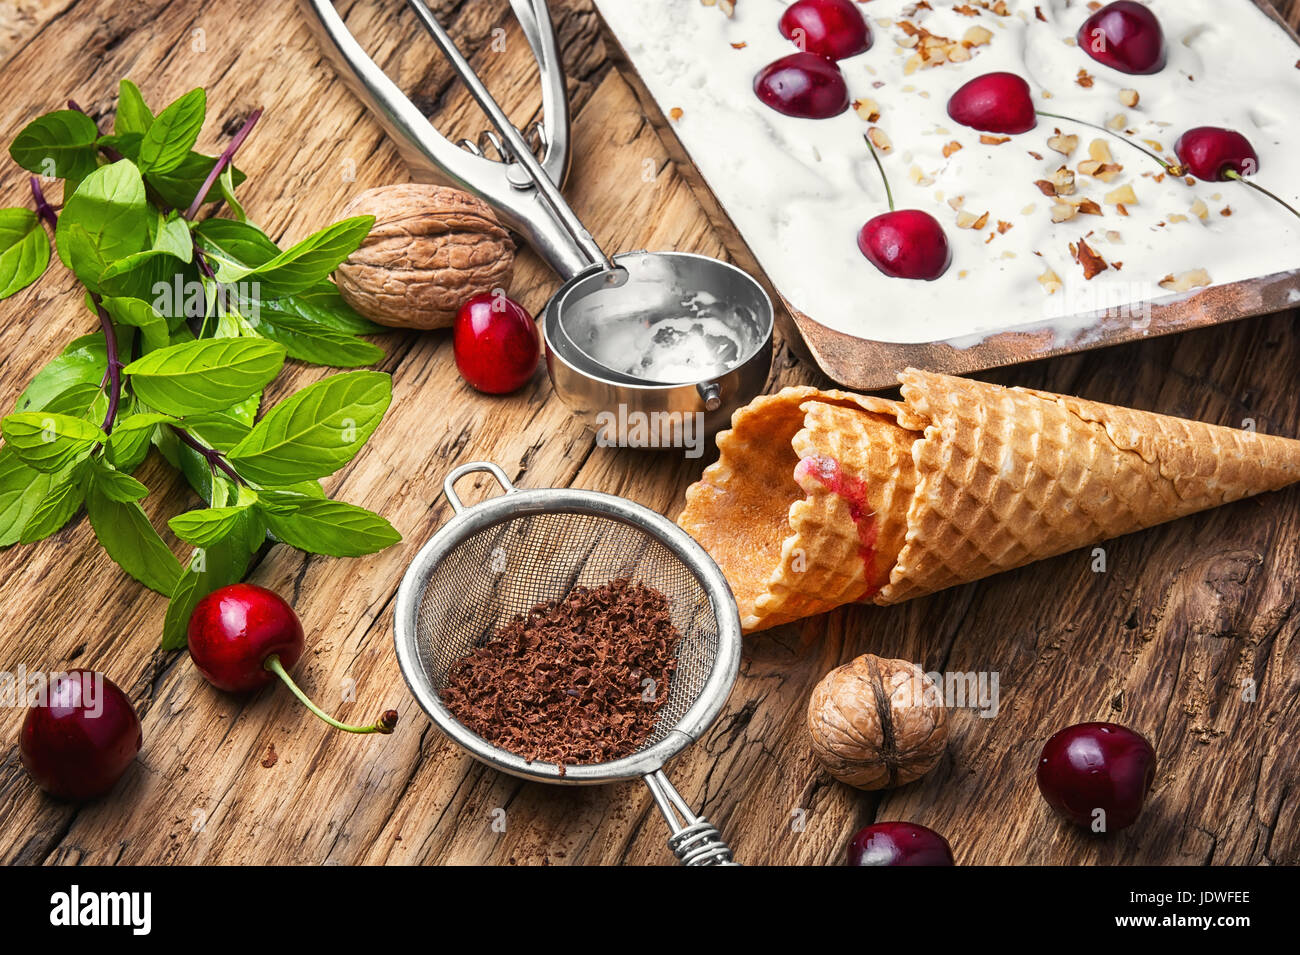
643, 770, 740, 866
442, 461, 517, 514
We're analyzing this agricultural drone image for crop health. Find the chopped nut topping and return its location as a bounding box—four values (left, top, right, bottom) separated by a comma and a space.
1075, 197, 1103, 216
1119, 88, 1140, 107
1038, 267, 1063, 294
854, 98, 882, 122
948, 195, 966, 210
909, 164, 936, 187
1048, 132, 1079, 156
997, 220, 1013, 233
1076, 68, 1094, 88
1021, 203, 1038, 215
1106, 113, 1128, 131
1105, 183, 1138, 206
1051, 165, 1076, 195
1167, 213, 1188, 223
1088, 139, 1113, 162
1034, 179, 1057, 197
1051, 203, 1077, 223
867, 126, 893, 153
963, 25, 994, 46
669, 107, 684, 121
1070, 237, 1108, 279
943, 140, 963, 158
980, 134, 1011, 145
1027, 150, 1044, 160
1159, 269, 1211, 292
1190, 198, 1210, 220
730, 41, 747, 49
972, 210, 989, 229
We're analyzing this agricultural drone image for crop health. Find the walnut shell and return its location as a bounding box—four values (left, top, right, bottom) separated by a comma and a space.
807, 653, 947, 790
333, 184, 515, 330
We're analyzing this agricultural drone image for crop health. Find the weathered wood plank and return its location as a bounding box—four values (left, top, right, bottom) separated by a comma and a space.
0, 0, 1295, 866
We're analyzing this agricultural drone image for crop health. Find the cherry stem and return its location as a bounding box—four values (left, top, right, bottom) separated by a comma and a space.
185, 107, 262, 220
263, 655, 397, 735
1034, 110, 1181, 174
863, 134, 894, 212
1225, 170, 1300, 221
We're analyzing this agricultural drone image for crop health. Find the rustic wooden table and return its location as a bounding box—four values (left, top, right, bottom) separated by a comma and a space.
0, 0, 1296, 866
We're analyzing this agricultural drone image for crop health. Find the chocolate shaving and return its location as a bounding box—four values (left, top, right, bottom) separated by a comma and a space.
442, 579, 680, 773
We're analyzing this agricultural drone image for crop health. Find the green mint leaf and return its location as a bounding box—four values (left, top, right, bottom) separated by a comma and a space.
85, 478, 183, 595
176, 412, 251, 452
9, 109, 100, 180
1, 411, 104, 472
218, 164, 246, 222
194, 218, 279, 269
0, 208, 52, 299
218, 216, 374, 295
87, 456, 148, 502
123, 337, 285, 416
97, 132, 142, 161
147, 151, 244, 209
16, 337, 110, 414
18, 460, 87, 544
137, 88, 205, 175
226, 370, 391, 484
55, 160, 150, 291
153, 211, 193, 262
266, 286, 383, 336
100, 295, 170, 352
39, 381, 107, 421
114, 79, 154, 136
252, 307, 383, 367
161, 525, 252, 650
258, 496, 399, 557
0, 448, 61, 547
168, 505, 250, 547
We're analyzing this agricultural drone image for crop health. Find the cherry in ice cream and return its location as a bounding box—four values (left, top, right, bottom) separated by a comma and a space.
857, 135, 952, 281
20, 669, 142, 800
946, 72, 1037, 135
188, 583, 397, 734
1036, 721, 1155, 832
779, 0, 873, 61
848, 822, 955, 866
1175, 127, 1300, 218
1077, 1, 1167, 76
453, 292, 541, 395
754, 52, 850, 119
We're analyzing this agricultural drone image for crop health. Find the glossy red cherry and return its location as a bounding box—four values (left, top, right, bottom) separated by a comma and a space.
848, 822, 955, 866
779, 0, 873, 61
947, 72, 1037, 134
189, 583, 396, 734
754, 52, 850, 119
858, 210, 952, 280
1174, 127, 1259, 182
1037, 722, 1156, 832
1077, 1, 1167, 75
453, 292, 540, 395
20, 670, 142, 801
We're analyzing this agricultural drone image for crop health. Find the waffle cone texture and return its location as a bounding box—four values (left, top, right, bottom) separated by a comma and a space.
677, 369, 1300, 632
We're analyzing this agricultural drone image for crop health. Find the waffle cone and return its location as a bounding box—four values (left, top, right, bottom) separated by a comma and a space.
678, 369, 1300, 632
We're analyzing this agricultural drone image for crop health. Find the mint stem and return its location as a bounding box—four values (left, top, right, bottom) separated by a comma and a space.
185, 107, 262, 220
93, 296, 123, 437
168, 424, 244, 487
28, 177, 57, 229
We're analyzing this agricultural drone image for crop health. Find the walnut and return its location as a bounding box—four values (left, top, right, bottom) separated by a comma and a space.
333, 184, 515, 329
807, 654, 948, 790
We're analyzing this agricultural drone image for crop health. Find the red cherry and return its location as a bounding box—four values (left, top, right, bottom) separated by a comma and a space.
848, 822, 955, 866
1174, 127, 1259, 182
20, 670, 141, 801
1037, 722, 1156, 832
779, 0, 873, 61
858, 209, 952, 281
188, 583, 397, 734
1077, 1, 1167, 75
453, 293, 540, 395
947, 72, 1037, 135
754, 52, 850, 119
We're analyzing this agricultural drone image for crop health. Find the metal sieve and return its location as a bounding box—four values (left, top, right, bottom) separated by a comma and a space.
393, 462, 743, 865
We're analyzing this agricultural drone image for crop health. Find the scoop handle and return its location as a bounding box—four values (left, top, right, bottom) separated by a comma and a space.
644, 770, 740, 866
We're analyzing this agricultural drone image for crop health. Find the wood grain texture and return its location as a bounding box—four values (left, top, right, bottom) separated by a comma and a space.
0, 0, 1295, 866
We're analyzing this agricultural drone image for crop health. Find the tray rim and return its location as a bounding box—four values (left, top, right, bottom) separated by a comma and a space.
590, 0, 1300, 391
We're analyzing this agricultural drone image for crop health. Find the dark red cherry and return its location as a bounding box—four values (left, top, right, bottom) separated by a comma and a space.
1077, 1, 1167, 75
1174, 127, 1259, 182
1037, 722, 1156, 832
453, 293, 541, 395
779, 0, 873, 61
946, 72, 1037, 135
858, 209, 952, 281
754, 53, 850, 119
20, 670, 142, 801
848, 822, 955, 866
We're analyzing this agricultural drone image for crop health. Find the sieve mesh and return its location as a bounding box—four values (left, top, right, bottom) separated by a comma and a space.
412, 508, 721, 758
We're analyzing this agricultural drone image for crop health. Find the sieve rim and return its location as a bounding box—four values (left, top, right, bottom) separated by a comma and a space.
393, 483, 742, 785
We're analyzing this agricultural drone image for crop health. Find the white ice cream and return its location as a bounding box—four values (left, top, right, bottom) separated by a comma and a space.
593, 0, 1300, 345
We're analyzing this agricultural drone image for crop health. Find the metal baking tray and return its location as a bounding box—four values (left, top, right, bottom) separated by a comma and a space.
592, 0, 1300, 390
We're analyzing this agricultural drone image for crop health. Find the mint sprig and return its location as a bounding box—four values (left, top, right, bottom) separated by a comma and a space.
0, 81, 400, 649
